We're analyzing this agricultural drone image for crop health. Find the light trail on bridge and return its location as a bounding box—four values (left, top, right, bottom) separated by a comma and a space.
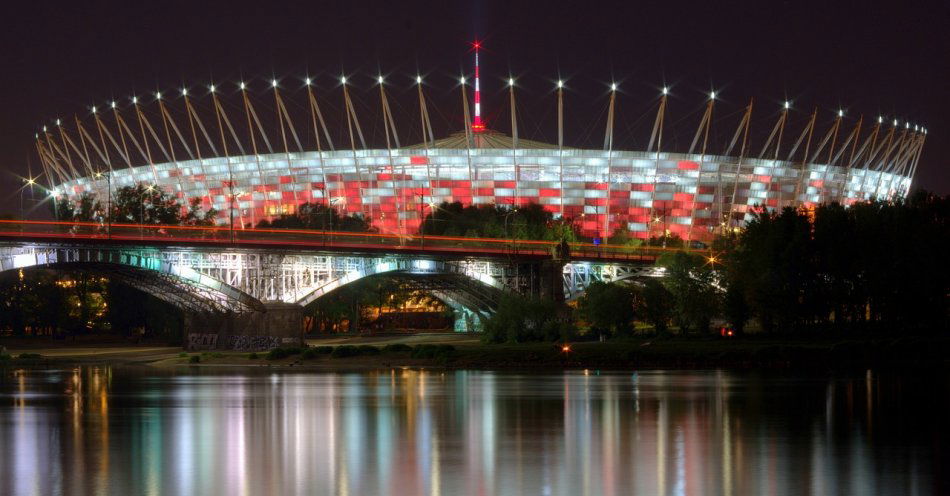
0, 219, 706, 262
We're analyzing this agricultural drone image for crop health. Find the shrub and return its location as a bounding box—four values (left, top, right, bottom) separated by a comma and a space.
266, 347, 305, 360
301, 346, 336, 359
189, 355, 200, 364
17, 353, 42, 360
382, 343, 413, 354
0, 354, 11, 361
178, 352, 188, 358
331, 345, 360, 358
410, 344, 455, 359
248, 352, 259, 360
266, 348, 290, 360
356, 345, 381, 355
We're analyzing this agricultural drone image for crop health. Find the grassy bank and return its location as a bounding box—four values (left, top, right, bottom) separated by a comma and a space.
4, 334, 947, 371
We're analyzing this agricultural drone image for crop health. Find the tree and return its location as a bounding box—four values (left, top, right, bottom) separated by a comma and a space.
420, 201, 579, 241
183, 198, 219, 226
713, 233, 750, 334
52, 192, 102, 222
576, 281, 635, 338
111, 184, 182, 224
636, 279, 673, 335
259, 202, 374, 232
482, 295, 571, 343
662, 251, 720, 334
608, 226, 644, 247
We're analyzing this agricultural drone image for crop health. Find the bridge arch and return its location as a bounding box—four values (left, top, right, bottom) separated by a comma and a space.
562, 262, 666, 301
0, 245, 265, 314
293, 258, 509, 331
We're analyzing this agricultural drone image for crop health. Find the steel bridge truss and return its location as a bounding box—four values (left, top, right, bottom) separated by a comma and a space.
1, 243, 659, 324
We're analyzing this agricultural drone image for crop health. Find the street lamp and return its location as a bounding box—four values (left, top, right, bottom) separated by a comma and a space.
415, 193, 435, 249
504, 208, 520, 254
94, 170, 112, 238
141, 185, 155, 237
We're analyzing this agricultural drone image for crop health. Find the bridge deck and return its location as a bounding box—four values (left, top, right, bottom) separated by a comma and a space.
0, 220, 702, 263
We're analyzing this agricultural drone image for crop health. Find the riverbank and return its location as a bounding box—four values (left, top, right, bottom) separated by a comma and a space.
2, 334, 948, 371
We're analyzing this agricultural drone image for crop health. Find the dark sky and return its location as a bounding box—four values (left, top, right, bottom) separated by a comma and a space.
2, 0, 947, 216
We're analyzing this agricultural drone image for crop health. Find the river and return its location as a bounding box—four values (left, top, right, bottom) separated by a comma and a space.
0, 367, 944, 495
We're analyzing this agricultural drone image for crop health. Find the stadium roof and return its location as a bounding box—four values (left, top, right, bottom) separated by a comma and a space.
403, 130, 560, 150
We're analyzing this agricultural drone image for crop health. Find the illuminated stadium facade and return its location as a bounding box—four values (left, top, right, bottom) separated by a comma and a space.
35, 46, 925, 242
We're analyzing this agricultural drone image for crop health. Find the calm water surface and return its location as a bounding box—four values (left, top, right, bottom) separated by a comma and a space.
0, 367, 945, 496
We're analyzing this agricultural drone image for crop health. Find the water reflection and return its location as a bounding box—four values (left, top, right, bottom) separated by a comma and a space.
0, 367, 942, 495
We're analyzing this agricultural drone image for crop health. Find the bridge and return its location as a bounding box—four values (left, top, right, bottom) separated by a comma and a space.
0, 220, 679, 349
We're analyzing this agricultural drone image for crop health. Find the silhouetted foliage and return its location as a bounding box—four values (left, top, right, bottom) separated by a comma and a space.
718, 192, 949, 333
661, 251, 720, 334
576, 281, 636, 338
420, 202, 579, 241
52, 183, 218, 227
636, 279, 674, 334
482, 295, 573, 343
257, 202, 374, 232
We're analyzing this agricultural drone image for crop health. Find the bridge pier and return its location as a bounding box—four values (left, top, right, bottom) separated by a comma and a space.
184, 302, 304, 352
539, 259, 567, 304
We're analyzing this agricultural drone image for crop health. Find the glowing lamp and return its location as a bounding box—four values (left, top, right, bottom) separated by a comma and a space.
181, 88, 188, 96
340, 76, 346, 85
271, 79, 278, 88
611, 83, 617, 91
709, 91, 716, 100
155, 91, 162, 100
784, 101, 790, 109
131, 96, 137, 104
460, 76, 466, 84
416, 75, 422, 84
239, 82, 246, 90
304, 77, 311, 86
662, 86, 668, 95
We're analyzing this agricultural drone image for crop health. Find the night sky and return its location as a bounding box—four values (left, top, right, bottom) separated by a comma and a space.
2, 0, 947, 216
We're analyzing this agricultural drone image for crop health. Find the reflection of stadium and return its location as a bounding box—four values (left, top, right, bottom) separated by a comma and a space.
36, 46, 924, 242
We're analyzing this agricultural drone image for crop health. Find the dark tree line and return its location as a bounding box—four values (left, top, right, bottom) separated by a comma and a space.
54, 183, 218, 226
420, 202, 579, 241
256, 202, 374, 232
718, 191, 948, 334
481, 192, 948, 342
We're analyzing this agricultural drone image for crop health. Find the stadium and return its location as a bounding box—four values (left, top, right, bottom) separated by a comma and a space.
35, 46, 925, 242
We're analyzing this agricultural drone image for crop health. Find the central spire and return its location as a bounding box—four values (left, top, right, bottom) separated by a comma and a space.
471, 40, 486, 133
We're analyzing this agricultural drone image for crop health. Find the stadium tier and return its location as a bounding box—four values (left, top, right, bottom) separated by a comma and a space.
45, 127, 915, 241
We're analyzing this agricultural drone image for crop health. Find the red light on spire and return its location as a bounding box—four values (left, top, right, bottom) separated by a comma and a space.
471, 40, 486, 133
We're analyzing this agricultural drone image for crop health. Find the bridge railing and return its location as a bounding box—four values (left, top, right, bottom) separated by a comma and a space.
0, 220, 702, 261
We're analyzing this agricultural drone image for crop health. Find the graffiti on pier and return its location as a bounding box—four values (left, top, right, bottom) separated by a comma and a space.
187, 333, 218, 350
228, 335, 282, 351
